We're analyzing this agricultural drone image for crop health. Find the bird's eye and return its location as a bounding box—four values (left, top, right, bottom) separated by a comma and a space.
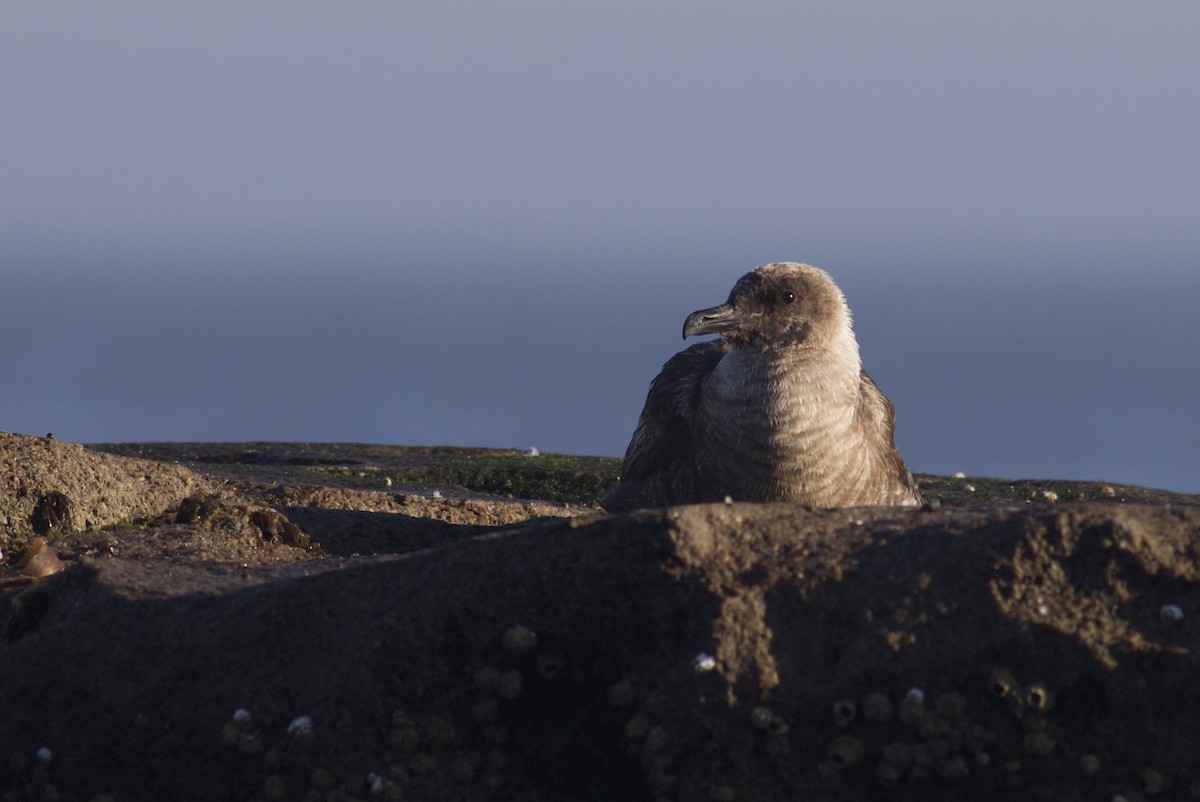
782, 292, 796, 304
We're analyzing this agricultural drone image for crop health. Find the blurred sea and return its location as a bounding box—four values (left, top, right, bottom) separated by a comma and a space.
3, 249, 1197, 493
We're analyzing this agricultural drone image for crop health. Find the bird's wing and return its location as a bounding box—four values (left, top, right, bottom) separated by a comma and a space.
857, 369, 921, 502
603, 340, 729, 511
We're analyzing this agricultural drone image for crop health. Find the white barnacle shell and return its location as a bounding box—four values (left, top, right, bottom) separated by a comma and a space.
432, 490, 443, 499
692, 652, 716, 673
367, 771, 385, 795
905, 687, 925, 705
1161, 603, 1184, 622
232, 708, 252, 726
287, 715, 314, 736
35, 747, 52, 765
527, 447, 540, 457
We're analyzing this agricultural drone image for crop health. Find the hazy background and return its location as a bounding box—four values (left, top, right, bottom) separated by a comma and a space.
3, 2, 1198, 493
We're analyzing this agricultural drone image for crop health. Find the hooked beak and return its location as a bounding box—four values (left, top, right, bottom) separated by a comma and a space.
682, 303, 753, 339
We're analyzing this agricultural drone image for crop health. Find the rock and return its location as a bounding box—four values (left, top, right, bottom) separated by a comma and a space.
3, 493, 1200, 801
0, 432, 203, 546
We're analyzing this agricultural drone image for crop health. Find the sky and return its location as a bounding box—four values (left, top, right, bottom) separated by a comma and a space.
2, 3, 1198, 492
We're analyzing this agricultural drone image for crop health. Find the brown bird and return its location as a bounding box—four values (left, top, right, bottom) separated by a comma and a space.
603, 262, 920, 512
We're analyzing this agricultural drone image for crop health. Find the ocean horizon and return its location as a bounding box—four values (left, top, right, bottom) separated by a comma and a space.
4, 244, 1197, 495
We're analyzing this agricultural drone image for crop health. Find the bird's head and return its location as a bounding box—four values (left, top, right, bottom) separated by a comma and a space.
682, 262, 852, 349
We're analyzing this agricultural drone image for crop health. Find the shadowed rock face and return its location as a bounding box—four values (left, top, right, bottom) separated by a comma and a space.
4, 434, 1200, 801
604, 263, 920, 513
5, 494, 1200, 801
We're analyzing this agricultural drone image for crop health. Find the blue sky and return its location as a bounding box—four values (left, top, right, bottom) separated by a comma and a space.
3, 3, 1198, 491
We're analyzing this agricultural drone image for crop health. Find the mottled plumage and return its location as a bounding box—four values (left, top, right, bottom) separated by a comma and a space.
603, 262, 920, 512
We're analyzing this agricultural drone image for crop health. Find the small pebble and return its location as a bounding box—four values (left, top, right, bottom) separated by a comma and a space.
36, 747, 52, 765
1161, 604, 1184, 622
692, 652, 716, 673
233, 708, 252, 725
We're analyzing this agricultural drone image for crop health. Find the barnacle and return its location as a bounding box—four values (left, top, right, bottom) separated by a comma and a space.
1022, 731, 1055, 756
1025, 682, 1055, 712
827, 736, 864, 769
750, 706, 789, 735
625, 714, 651, 740
425, 716, 456, 749
876, 763, 901, 785
261, 774, 286, 801
287, 715, 314, 744
472, 698, 499, 722
897, 694, 927, 726
939, 755, 969, 780
502, 625, 538, 654
310, 768, 337, 790
474, 666, 502, 693
536, 651, 566, 679
832, 699, 857, 727
483, 723, 508, 747
644, 726, 668, 753
408, 753, 438, 775
881, 742, 912, 768
935, 692, 967, 719
389, 725, 421, 754
497, 669, 523, 701
237, 732, 264, 756
862, 692, 893, 722
1161, 604, 1185, 623
988, 668, 1018, 698
608, 680, 636, 708
1139, 768, 1166, 796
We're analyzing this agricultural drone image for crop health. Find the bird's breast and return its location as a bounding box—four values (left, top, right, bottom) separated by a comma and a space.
695, 350, 866, 504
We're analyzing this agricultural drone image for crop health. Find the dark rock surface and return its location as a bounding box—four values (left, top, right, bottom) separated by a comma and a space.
2, 433, 1200, 801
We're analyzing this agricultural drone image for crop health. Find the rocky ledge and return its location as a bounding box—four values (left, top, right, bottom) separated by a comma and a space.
2, 432, 1199, 802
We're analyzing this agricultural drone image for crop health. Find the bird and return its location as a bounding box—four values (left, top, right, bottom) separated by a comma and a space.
602, 262, 921, 512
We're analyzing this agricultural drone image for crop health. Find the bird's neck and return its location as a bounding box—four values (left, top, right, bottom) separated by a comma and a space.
712, 326, 862, 406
